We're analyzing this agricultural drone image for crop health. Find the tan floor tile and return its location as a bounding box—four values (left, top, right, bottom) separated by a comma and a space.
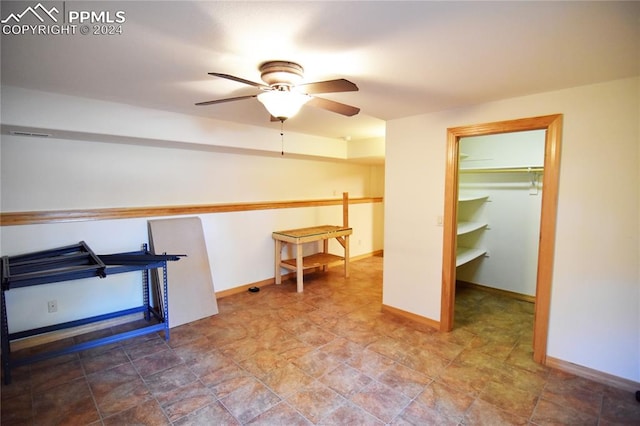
255, 328, 299, 351
287, 380, 345, 423
465, 398, 530, 425
466, 335, 519, 360
414, 380, 475, 423
31, 358, 84, 393
246, 401, 312, 425
172, 336, 219, 363
187, 349, 233, 378
262, 362, 315, 398
207, 322, 251, 347
347, 347, 395, 378
332, 320, 381, 346
495, 363, 548, 394
88, 361, 139, 389
145, 363, 198, 398
531, 397, 598, 425
399, 345, 451, 378
93, 377, 152, 417
274, 338, 315, 361
542, 370, 604, 418
200, 363, 253, 399
1, 365, 31, 401
320, 336, 365, 362
122, 335, 168, 360
319, 401, 384, 425
292, 349, 343, 378
599, 387, 640, 423
366, 336, 410, 363
32, 378, 100, 426
157, 380, 217, 422
172, 401, 239, 426
453, 347, 505, 375
377, 362, 431, 398
102, 398, 170, 425
237, 348, 289, 378
391, 399, 458, 425
81, 347, 130, 375
88, 360, 150, 417
1, 391, 32, 424
132, 348, 183, 377
292, 323, 338, 347
166, 323, 207, 348
350, 380, 411, 423
219, 377, 281, 423
320, 363, 372, 398
436, 361, 493, 396
479, 380, 538, 418
505, 341, 549, 374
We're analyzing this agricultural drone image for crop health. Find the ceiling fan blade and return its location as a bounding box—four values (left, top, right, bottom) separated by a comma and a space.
195, 95, 257, 106
307, 96, 360, 116
208, 73, 270, 89
297, 79, 358, 94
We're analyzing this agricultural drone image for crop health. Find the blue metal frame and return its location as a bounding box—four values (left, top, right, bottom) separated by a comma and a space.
1, 242, 181, 384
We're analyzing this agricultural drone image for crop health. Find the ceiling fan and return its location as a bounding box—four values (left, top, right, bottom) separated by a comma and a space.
195, 61, 360, 121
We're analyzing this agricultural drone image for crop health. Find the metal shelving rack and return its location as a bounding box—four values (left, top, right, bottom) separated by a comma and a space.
0, 241, 181, 384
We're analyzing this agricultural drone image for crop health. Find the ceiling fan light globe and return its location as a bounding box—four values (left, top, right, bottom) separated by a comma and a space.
257, 90, 310, 120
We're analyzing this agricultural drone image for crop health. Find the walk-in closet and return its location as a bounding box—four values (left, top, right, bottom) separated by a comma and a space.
456, 129, 546, 300
452, 129, 547, 358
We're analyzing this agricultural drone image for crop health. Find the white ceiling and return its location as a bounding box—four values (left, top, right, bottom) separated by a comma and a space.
1, 1, 638, 141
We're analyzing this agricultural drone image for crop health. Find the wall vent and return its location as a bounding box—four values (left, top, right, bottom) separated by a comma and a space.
9, 131, 52, 138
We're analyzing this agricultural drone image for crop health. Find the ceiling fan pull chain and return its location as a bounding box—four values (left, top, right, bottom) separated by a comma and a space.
280, 120, 284, 156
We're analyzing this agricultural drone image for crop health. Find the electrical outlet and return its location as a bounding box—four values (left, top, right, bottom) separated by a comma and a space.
47, 300, 57, 313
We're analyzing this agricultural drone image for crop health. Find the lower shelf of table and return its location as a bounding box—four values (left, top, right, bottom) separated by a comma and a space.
281, 253, 345, 270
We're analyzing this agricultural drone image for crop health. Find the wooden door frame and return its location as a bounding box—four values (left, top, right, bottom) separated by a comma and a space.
440, 114, 563, 364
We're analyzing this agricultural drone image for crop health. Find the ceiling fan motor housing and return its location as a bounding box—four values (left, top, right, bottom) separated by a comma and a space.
259, 61, 304, 88
197, 61, 359, 117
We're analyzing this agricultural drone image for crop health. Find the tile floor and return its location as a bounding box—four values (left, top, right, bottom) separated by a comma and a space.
2, 255, 639, 425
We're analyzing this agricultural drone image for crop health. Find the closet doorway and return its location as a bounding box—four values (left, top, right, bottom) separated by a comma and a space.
440, 114, 563, 364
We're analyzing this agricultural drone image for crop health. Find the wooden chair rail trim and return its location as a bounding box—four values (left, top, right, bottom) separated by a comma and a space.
0, 197, 384, 226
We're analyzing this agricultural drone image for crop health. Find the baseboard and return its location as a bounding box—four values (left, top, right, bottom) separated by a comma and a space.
381, 304, 440, 330
215, 276, 277, 298
546, 356, 640, 393
456, 280, 535, 303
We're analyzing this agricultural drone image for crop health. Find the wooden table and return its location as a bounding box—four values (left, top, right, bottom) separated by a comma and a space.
273, 225, 352, 292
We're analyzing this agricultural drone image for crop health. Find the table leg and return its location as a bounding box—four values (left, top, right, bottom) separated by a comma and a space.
322, 239, 329, 272
296, 243, 304, 292
274, 239, 282, 285
344, 235, 350, 278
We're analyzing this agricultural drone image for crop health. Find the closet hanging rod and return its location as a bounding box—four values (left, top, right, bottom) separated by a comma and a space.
459, 166, 544, 174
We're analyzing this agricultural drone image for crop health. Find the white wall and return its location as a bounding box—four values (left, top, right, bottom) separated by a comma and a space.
0, 91, 385, 334
0, 134, 380, 210
459, 130, 545, 169
0, 86, 353, 160
383, 77, 639, 382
